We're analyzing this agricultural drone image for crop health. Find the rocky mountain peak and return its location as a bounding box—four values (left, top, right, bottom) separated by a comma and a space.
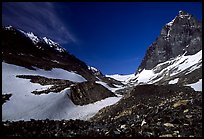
136, 11, 202, 73
178, 10, 190, 17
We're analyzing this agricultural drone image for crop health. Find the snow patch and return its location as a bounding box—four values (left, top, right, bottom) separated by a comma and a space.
42, 37, 65, 53
166, 17, 176, 27
128, 50, 202, 85
169, 78, 179, 84
96, 81, 125, 93
43, 37, 58, 46
106, 74, 134, 82
186, 79, 202, 91
130, 69, 155, 84
26, 32, 39, 44
5, 25, 13, 30
88, 66, 98, 72
2, 62, 86, 82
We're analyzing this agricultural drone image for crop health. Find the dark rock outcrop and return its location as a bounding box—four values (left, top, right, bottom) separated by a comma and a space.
70, 81, 116, 105
137, 10, 202, 73
2, 94, 12, 105
16, 75, 74, 95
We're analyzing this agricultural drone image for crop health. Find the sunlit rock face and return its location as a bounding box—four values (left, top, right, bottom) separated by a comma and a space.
137, 10, 202, 73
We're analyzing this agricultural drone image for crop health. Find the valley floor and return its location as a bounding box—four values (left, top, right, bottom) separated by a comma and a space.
2, 84, 202, 137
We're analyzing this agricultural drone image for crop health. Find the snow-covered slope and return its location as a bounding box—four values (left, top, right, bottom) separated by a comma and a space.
2, 62, 122, 121
2, 62, 86, 82
128, 50, 202, 91
105, 74, 134, 83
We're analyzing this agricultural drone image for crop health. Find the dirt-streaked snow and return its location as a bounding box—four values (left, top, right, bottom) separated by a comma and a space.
2, 62, 122, 121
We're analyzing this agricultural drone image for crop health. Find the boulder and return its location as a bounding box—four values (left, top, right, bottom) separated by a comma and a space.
70, 81, 116, 105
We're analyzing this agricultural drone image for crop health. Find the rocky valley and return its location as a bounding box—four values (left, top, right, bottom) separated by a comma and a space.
2, 10, 202, 137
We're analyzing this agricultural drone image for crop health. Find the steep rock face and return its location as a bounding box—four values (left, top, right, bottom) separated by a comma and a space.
137, 10, 202, 73
69, 81, 116, 105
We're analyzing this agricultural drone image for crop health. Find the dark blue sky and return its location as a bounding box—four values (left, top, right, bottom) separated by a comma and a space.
2, 2, 202, 75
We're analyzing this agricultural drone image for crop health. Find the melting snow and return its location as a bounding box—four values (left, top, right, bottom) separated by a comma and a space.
105, 74, 134, 83
186, 79, 202, 91
2, 62, 86, 82
169, 78, 179, 84
128, 70, 155, 84
2, 62, 122, 121
129, 50, 202, 85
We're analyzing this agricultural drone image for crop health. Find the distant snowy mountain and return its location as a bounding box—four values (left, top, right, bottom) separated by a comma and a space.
127, 10, 202, 91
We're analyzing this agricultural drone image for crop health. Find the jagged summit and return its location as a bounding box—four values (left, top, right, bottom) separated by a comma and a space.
178, 10, 191, 17
166, 10, 193, 27
3, 25, 67, 53
136, 10, 202, 73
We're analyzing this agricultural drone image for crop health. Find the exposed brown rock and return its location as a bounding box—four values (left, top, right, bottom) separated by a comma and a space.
70, 81, 117, 105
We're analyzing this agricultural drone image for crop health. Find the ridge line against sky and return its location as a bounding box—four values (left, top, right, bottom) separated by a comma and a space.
2, 2, 202, 75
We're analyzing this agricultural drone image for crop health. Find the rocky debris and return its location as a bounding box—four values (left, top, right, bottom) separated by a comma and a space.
2, 119, 96, 137
70, 81, 117, 105
1, 84, 202, 137
91, 84, 202, 137
16, 75, 74, 95
173, 99, 188, 108
2, 94, 12, 105
137, 10, 202, 73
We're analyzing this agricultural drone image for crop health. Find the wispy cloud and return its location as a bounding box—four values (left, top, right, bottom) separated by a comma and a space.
2, 2, 76, 44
